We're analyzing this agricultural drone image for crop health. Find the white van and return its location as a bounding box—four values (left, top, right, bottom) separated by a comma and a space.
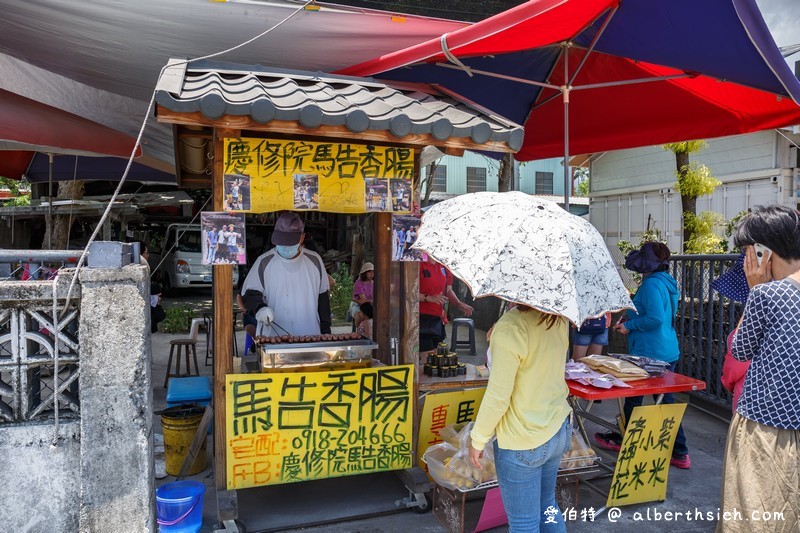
157, 224, 239, 291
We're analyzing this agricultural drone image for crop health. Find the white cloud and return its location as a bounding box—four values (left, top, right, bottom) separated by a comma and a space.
755, 0, 800, 66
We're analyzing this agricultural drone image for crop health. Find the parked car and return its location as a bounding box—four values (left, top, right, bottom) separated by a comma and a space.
152, 224, 238, 291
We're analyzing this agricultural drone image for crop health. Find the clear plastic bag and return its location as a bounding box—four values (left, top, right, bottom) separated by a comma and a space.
560, 427, 598, 471
424, 422, 497, 490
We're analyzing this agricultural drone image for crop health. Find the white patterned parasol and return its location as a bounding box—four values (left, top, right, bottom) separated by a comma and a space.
412, 191, 633, 326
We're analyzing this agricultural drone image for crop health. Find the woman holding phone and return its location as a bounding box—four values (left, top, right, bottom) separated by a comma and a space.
717, 205, 800, 532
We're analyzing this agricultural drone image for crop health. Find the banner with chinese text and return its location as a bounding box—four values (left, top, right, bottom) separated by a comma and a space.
606, 403, 687, 507
417, 388, 486, 469
226, 366, 414, 489
223, 138, 414, 214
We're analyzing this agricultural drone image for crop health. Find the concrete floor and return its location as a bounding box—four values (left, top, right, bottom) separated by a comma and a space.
152, 290, 732, 532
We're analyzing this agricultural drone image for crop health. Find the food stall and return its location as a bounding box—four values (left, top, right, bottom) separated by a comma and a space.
154, 59, 524, 528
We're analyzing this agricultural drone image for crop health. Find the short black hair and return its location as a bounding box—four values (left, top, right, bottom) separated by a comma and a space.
359, 302, 373, 320
733, 205, 800, 260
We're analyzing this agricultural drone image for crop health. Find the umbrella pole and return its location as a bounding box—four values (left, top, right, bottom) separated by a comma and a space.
48, 152, 53, 249
562, 43, 571, 213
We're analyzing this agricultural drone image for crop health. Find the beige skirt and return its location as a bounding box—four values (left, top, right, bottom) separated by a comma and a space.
716, 413, 800, 533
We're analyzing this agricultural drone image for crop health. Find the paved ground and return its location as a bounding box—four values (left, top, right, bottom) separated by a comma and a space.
152, 289, 733, 532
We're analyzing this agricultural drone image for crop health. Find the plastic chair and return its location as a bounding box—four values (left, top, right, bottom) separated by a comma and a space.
164, 318, 203, 388
450, 317, 477, 355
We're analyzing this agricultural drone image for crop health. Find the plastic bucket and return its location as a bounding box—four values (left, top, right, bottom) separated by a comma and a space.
156, 480, 206, 533
160, 405, 208, 476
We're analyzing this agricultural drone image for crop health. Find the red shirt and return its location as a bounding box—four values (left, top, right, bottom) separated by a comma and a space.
419, 261, 452, 318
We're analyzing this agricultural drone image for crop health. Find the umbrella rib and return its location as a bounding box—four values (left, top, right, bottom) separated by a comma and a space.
568, 6, 619, 87
433, 62, 561, 91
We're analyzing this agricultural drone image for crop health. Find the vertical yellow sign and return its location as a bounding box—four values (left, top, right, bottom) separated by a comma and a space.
223, 138, 414, 214
606, 403, 687, 507
225, 366, 414, 489
417, 388, 486, 468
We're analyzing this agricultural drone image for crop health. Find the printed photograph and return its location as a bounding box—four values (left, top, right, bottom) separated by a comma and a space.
223, 173, 251, 211
293, 174, 319, 210
392, 215, 423, 262
365, 178, 390, 212
200, 212, 247, 265
390, 179, 412, 212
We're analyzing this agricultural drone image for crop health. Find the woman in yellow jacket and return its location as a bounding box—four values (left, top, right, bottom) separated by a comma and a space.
469, 304, 571, 532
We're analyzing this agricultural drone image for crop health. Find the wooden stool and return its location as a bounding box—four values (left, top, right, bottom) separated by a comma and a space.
164, 339, 199, 388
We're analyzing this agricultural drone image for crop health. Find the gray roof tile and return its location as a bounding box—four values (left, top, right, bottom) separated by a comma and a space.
156, 60, 523, 151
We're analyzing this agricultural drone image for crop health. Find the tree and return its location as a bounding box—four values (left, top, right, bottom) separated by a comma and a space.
497, 153, 514, 192
42, 180, 85, 249
662, 141, 721, 252
574, 168, 589, 197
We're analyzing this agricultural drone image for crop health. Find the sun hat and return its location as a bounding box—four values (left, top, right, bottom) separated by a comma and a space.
359, 262, 375, 275
271, 212, 304, 245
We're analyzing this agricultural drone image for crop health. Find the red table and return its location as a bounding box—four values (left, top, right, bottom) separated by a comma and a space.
567, 371, 707, 509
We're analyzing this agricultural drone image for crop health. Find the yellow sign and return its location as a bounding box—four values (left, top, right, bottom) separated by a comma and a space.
225, 366, 414, 489
606, 403, 687, 507
223, 138, 414, 214
417, 388, 486, 468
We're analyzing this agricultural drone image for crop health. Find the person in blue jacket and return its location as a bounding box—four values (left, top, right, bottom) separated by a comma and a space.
594, 241, 691, 469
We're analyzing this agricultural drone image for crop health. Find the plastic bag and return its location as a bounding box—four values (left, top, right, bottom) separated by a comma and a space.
560, 429, 598, 471
424, 422, 497, 490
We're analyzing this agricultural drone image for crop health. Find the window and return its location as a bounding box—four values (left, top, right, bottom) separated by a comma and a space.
432, 165, 447, 192
466, 167, 487, 193
535, 171, 554, 195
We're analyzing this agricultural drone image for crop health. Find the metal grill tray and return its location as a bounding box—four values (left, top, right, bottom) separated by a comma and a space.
259, 339, 379, 368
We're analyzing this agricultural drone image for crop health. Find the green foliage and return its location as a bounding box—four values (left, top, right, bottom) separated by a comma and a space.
160, 305, 196, 334
617, 227, 668, 257
0, 176, 31, 206
724, 210, 749, 253
330, 263, 355, 322
662, 140, 708, 154
575, 179, 589, 197
683, 211, 726, 254
675, 162, 720, 198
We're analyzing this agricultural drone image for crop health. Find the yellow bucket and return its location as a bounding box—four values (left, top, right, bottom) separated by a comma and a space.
161, 406, 208, 476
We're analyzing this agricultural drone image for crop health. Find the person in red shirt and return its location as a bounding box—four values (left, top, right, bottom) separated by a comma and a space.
419, 256, 473, 354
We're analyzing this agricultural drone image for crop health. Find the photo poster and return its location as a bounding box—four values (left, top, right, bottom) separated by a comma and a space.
200, 212, 247, 265
225, 365, 415, 489
606, 403, 687, 507
223, 173, 252, 212
223, 137, 414, 214
392, 214, 424, 262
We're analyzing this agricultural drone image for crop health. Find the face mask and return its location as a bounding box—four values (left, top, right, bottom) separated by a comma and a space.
276, 244, 300, 258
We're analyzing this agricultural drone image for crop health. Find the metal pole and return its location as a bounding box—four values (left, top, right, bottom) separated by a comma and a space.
563, 43, 571, 212
48, 153, 54, 249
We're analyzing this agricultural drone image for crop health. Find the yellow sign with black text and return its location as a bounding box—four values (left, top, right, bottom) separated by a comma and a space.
225, 366, 414, 489
417, 388, 486, 468
222, 137, 414, 214
606, 403, 687, 507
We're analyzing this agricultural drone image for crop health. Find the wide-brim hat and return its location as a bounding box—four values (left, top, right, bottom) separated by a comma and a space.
272, 212, 304, 246
359, 262, 374, 275
710, 254, 749, 303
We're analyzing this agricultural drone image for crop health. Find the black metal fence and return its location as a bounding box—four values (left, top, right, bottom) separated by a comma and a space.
669, 254, 742, 408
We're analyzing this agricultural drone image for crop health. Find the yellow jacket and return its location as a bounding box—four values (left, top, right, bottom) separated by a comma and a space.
470, 307, 571, 451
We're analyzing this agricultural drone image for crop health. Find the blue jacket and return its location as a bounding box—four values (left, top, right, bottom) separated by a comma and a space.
625, 271, 680, 363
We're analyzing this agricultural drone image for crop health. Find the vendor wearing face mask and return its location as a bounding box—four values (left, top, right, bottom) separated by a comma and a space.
241, 212, 332, 337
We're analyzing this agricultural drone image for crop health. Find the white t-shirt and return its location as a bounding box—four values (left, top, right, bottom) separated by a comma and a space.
241, 247, 330, 337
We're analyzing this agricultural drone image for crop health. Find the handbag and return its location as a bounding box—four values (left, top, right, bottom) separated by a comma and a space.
577, 316, 606, 335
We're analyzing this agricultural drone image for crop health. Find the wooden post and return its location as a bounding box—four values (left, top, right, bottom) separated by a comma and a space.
374, 212, 392, 363
212, 128, 238, 496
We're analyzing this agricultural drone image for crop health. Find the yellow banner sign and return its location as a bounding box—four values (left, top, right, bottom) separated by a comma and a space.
226, 366, 414, 489
417, 388, 486, 468
223, 137, 414, 214
606, 403, 687, 507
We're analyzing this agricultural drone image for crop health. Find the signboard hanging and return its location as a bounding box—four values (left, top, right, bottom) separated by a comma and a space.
223, 137, 414, 214
606, 403, 687, 507
225, 366, 414, 489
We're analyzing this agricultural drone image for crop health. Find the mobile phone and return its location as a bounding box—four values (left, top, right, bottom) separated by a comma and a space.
753, 243, 771, 266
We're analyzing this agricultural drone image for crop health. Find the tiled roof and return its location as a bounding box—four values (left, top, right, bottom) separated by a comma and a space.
155, 60, 523, 151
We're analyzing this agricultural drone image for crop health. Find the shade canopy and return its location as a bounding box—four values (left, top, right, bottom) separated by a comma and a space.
341, 0, 800, 160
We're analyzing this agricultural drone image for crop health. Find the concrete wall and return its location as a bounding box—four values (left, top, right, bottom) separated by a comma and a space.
0, 422, 81, 532
0, 263, 154, 532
